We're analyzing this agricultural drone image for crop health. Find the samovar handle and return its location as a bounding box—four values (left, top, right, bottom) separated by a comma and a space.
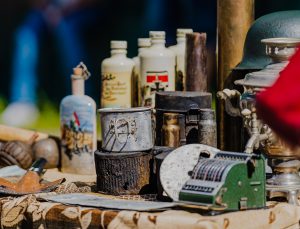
217, 89, 241, 117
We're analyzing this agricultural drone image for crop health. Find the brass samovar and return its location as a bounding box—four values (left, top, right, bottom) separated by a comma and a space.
218, 37, 300, 205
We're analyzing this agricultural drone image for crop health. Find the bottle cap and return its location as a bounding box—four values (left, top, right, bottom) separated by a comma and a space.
111, 40, 127, 49
138, 38, 151, 47
149, 31, 166, 40
177, 28, 193, 38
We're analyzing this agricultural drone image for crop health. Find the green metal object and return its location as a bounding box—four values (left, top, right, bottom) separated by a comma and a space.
179, 151, 266, 211
236, 10, 300, 70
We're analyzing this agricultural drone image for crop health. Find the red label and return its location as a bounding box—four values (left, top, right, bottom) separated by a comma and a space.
158, 75, 168, 82
147, 75, 156, 83
146, 73, 169, 83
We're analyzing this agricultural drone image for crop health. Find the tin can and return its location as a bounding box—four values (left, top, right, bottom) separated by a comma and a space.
94, 150, 152, 195
98, 107, 153, 152
198, 108, 217, 147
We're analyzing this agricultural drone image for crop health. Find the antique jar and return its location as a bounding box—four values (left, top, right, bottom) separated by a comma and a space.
168, 28, 193, 90
101, 40, 135, 108
132, 38, 151, 106
140, 31, 176, 107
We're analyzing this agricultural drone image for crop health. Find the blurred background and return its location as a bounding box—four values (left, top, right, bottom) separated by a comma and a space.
0, 0, 299, 134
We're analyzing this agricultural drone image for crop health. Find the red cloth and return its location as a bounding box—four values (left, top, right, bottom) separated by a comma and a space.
256, 47, 300, 146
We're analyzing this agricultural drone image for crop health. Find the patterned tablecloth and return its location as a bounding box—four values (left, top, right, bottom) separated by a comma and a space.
1, 194, 300, 229
1, 169, 300, 229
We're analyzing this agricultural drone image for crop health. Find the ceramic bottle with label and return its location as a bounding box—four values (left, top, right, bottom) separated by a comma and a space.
168, 28, 193, 91
101, 41, 135, 108
60, 62, 97, 175
132, 38, 151, 106
140, 31, 176, 107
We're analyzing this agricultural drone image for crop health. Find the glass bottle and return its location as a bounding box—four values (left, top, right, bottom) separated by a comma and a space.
169, 28, 193, 91
101, 40, 135, 108
140, 31, 176, 107
60, 62, 97, 174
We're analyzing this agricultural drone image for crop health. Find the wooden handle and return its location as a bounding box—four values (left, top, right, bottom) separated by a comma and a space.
185, 32, 207, 92
0, 125, 48, 142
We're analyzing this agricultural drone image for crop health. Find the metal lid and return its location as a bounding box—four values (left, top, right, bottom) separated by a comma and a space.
155, 91, 212, 112
235, 70, 278, 88
98, 107, 151, 113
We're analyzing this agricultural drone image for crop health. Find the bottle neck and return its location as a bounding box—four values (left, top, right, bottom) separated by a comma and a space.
138, 47, 149, 54
151, 39, 165, 48
72, 76, 85, 95
176, 37, 186, 44
111, 49, 127, 57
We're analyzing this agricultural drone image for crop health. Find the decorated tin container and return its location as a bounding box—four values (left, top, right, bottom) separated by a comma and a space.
60, 63, 97, 175
98, 107, 153, 152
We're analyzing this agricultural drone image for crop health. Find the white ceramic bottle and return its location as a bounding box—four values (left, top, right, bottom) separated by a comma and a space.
101, 41, 135, 108
168, 28, 193, 91
140, 31, 176, 107
60, 62, 97, 175
132, 38, 151, 106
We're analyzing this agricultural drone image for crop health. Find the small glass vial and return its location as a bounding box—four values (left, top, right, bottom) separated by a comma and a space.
198, 109, 217, 147
101, 40, 135, 108
60, 62, 97, 175
169, 28, 193, 91
162, 113, 180, 147
140, 31, 176, 107
132, 38, 151, 106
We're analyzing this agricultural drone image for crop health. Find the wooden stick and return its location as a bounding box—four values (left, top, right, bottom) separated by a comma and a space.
185, 32, 207, 92
217, 0, 254, 150
0, 125, 48, 142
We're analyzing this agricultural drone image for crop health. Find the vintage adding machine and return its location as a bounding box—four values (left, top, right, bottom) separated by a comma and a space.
179, 151, 266, 211
155, 91, 211, 145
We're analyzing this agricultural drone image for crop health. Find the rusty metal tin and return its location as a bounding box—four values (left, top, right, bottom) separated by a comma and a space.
198, 109, 217, 147
94, 150, 152, 195
98, 107, 153, 152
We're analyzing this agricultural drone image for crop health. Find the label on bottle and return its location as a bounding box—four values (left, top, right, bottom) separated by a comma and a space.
142, 71, 169, 107
101, 72, 132, 108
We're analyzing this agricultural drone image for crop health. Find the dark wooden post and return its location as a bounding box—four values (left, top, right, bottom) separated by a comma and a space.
185, 32, 207, 92
217, 0, 254, 150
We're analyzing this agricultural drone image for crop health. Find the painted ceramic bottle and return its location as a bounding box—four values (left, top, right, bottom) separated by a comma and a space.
140, 31, 176, 107
60, 62, 96, 175
101, 41, 135, 108
132, 38, 151, 106
168, 28, 193, 91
